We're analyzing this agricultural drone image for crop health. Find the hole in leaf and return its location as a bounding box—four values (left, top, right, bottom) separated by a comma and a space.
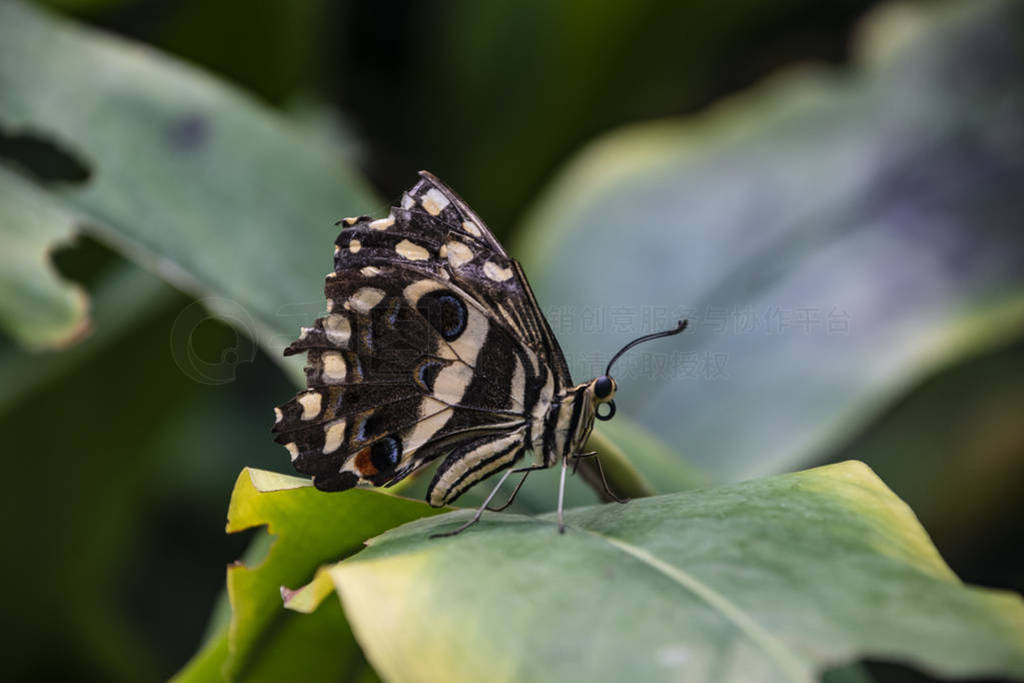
50, 235, 121, 289
0, 126, 92, 184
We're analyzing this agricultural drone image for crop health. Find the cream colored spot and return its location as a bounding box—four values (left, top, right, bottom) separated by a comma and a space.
433, 363, 475, 404
403, 278, 445, 306
445, 240, 473, 268
483, 261, 513, 282
421, 188, 450, 216
325, 271, 337, 279
343, 216, 358, 225
334, 244, 341, 256
298, 391, 322, 420
403, 397, 453, 452
369, 214, 395, 230
447, 306, 488, 368
431, 305, 488, 406
462, 220, 482, 237
274, 407, 283, 424
285, 442, 300, 462
510, 356, 526, 408
401, 193, 415, 209
439, 244, 448, 258
326, 299, 335, 313
396, 239, 430, 261
347, 287, 385, 313
298, 327, 312, 341
322, 351, 347, 382
361, 266, 382, 277
323, 419, 347, 455
323, 314, 351, 346
349, 240, 361, 254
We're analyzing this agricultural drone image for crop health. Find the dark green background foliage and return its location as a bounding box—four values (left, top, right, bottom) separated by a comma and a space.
1, 1, 1022, 681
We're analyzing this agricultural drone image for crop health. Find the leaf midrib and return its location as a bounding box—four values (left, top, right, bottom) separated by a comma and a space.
580, 525, 812, 683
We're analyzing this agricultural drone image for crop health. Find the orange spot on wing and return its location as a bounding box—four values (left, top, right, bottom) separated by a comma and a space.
354, 447, 378, 476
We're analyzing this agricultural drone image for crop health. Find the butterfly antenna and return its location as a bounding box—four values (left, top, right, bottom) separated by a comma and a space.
605, 319, 689, 377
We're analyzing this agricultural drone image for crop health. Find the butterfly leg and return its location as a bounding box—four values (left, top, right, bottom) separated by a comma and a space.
557, 454, 568, 534
591, 453, 630, 504
430, 467, 515, 539
572, 451, 630, 504
487, 465, 548, 512
571, 451, 598, 475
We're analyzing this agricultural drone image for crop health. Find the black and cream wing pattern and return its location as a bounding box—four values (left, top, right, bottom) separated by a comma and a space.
272, 171, 574, 507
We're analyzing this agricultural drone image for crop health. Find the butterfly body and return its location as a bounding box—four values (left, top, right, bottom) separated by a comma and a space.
273, 172, 683, 532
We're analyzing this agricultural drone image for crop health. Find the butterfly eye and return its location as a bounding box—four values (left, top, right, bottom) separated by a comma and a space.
593, 376, 614, 400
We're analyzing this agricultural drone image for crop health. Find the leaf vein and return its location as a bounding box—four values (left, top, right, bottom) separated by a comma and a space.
583, 528, 812, 682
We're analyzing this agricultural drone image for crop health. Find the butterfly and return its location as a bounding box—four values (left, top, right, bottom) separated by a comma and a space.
272, 171, 686, 536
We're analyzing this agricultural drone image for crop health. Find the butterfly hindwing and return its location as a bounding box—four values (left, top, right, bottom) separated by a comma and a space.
426, 430, 528, 507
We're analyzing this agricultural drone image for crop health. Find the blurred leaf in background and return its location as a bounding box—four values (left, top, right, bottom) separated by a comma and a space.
518, 0, 1024, 504
0, 241, 295, 679
1, 0, 1022, 681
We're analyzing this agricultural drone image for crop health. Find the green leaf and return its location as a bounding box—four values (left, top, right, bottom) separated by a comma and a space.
828, 336, 1024, 553
590, 415, 709, 495
174, 468, 445, 681
515, 0, 1024, 483
322, 461, 1024, 682
0, 0, 378, 373
172, 627, 228, 683
0, 165, 87, 348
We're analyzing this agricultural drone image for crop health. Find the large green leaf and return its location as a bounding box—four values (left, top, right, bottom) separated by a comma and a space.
302, 461, 1024, 682
0, 0, 377, 376
173, 468, 444, 681
517, 0, 1024, 483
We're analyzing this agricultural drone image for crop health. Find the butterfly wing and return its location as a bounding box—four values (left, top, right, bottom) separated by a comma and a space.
402, 171, 572, 383
273, 173, 571, 505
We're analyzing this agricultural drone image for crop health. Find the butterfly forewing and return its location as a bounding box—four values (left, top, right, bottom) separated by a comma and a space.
273, 172, 571, 504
